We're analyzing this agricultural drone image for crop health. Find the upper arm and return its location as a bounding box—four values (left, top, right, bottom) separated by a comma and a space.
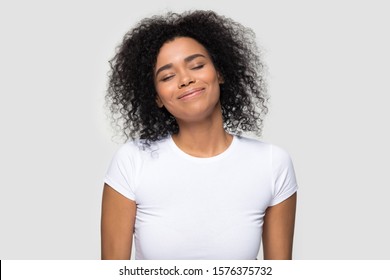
101, 183, 136, 260
262, 192, 297, 260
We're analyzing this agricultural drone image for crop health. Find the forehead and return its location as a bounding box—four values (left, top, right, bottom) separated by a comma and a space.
155, 37, 209, 65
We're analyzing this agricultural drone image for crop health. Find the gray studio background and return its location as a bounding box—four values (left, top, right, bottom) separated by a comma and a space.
1, 0, 389, 259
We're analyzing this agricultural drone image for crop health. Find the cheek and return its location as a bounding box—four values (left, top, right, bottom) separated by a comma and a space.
155, 83, 175, 103
201, 70, 220, 85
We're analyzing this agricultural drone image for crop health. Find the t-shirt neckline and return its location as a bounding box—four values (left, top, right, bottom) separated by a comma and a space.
168, 134, 237, 162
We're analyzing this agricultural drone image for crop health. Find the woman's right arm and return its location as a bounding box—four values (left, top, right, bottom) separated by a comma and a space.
101, 183, 136, 260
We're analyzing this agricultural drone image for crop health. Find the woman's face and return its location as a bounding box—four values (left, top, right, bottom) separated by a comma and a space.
154, 37, 223, 124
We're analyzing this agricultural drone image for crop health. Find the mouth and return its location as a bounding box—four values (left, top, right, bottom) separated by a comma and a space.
178, 88, 205, 100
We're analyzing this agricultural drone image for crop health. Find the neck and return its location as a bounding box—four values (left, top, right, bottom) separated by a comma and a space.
173, 107, 233, 157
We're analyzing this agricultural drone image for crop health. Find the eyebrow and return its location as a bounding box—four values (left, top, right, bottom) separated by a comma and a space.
155, 53, 206, 77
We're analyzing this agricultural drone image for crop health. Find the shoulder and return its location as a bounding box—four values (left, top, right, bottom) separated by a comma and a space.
105, 137, 170, 186
235, 135, 293, 164
111, 137, 170, 162
235, 135, 281, 153
110, 140, 142, 163
235, 135, 270, 150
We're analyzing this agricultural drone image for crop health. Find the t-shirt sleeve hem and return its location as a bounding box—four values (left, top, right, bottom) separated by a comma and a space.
104, 175, 136, 201
269, 185, 298, 207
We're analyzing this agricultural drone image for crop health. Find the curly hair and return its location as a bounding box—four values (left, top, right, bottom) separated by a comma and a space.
106, 10, 268, 143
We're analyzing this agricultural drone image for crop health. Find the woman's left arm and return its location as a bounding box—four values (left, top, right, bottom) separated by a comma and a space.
262, 193, 297, 260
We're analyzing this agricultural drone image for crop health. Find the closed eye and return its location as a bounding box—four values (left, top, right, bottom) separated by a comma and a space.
191, 64, 204, 70
161, 75, 174, 82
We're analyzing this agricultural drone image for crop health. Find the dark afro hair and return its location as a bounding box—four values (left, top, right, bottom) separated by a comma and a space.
106, 10, 268, 144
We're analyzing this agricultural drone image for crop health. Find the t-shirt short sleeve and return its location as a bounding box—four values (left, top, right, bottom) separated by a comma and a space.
269, 145, 298, 206
104, 144, 136, 201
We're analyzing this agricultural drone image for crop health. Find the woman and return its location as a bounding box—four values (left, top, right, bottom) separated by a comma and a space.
101, 10, 298, 260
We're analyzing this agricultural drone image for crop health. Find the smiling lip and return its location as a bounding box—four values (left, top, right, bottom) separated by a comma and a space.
178, 88, 205, 100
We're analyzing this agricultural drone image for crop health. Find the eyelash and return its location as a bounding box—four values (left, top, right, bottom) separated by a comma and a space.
161, 76, 174, 82
191, 64, 204, 70
160, 64, 205, 82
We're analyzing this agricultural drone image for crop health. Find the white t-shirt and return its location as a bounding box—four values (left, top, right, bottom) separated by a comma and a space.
104, 135, 298, 260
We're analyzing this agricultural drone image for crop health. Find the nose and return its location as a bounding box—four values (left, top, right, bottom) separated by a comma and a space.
178, 72, 195, 89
